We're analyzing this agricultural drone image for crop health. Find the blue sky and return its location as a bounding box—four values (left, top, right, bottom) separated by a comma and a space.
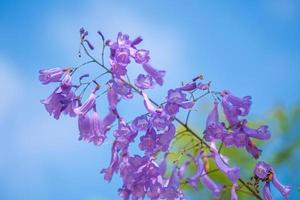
0, 0, 299, 199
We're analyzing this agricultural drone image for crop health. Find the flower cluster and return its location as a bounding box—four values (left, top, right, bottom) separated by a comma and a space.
39, 29, 291, 200
203, 91, 271, 159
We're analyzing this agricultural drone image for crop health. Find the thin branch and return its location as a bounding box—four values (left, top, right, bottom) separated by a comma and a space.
71, 60, 95, 76
194, 91, 210, 102
218, 142, 224, 154
185, 110, 192, 126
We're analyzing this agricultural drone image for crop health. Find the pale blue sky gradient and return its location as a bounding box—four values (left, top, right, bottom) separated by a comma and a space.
0, 1, 299, 199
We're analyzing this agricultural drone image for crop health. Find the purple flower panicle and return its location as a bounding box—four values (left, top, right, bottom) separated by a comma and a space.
39, 30, 289, 200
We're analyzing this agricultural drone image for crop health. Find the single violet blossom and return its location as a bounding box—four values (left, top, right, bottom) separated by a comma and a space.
230, 183, 239, 200
187, 152, 205, 190
134, 74, 154, 90
39, 67, 64, 84
134, 49, 150, 64
211, 150, 240, 183
221, 90, 252, 127
263, 182, 273, 200
139, 128, 157, 154
200, 171, 223, 199
160, 166, 181, 200
180, 82, 197, 91
41, 89, 76, 119
271, 173, 291, 200
254, 161, 271, 180
74, 92, 96, 116
142, 91, 162, 113
203, 102, 227, 142
111, 79, 133, 99
254, 161, 291, 199
132, 115, 149, 131
142, 63, 165, 86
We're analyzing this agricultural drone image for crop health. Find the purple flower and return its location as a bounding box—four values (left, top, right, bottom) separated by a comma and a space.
39, 67, 64, 84
180, 82, 197, 91
187, 152, 204, 190
107, 32, 165, 92
272, 173, 291, 200
78, 115, 91, 141
167, 89, 186, 104
255, 161, 291, 199
151, 113, 170, 131
101, 142, 119, 181
132, 115, 149, 131
102, 109, 118, 129
74, 92, 96, 116
139, 128, 157, 154
111, 79, 133, 99
142, 92, 162, 113
242, 124, 271, 140
79, 110, 116, 145
64, 91, 77, 117
245, 139, 262, 159
80, 27, 88, 40
111, 62, 127, 77
204, 102, 227, 142
200, 171, 223, 199
197, 82, 210, 90
131, 36, 143, 46
116, 32, 131, 48
164, 102, 180, 116
160, 166, 181, 200
221, 90, 252, 127
41, 89, 76, 119
80, 27, 94, 50
222, 133, 235, 147
147, 183, 161, 199
263, 182, 273, 200
134, 74, 154, 90
233, 131, 248, 148
166, 88, 194, 110
115, 48, 131, 66
179, 101, 195, 109
89, 111, 107, 145
231, 183, 239, 200
114, 119, 138, 151
254, 161, 271, 179
118, 155, 162, 200
142, 63, 165, 86
157, 123, 176, 152
57, 73, 72, 93
134, 49, 150, 64
118, 187, 130, 200
178, 160, 191, 179
211, 150, 240, 183
107, 86, 119, 110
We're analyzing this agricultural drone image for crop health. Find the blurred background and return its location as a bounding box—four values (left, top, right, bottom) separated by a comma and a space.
0, 0, 299, 199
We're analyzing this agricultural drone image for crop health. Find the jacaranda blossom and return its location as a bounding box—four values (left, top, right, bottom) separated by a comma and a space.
39, 30, 290, 200
254, 161, 291, 200
39, 67, 65, 84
